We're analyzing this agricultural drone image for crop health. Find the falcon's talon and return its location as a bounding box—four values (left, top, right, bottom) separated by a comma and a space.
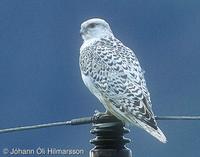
94, 109, 100, 114
94, 111, 108, 119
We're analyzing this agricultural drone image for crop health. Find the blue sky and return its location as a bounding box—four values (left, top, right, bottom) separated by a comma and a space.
0, 0, 200, 157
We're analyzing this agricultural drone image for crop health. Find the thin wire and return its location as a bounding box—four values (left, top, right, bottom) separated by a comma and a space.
0, 115, 200, 134
155, 116, 200, 120
0, 121, 71, 134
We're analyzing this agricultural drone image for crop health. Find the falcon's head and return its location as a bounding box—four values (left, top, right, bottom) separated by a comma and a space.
80, 18, 113, 41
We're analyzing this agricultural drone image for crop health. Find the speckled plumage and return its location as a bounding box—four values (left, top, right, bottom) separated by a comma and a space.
79, 18, 167, 143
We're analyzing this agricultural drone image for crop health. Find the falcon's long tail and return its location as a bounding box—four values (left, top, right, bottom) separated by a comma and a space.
127, 98, 167, 143
104, 98, 167, 143
133, 118, 167, 143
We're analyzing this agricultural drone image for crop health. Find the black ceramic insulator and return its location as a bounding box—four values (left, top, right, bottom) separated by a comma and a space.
89, 115, 132, 157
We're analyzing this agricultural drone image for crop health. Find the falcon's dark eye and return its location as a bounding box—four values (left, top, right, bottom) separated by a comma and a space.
88, 23, 96, 28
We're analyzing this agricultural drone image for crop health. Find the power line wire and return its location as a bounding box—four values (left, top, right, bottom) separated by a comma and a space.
0, 115, 200, 134
155, 115, 200, 120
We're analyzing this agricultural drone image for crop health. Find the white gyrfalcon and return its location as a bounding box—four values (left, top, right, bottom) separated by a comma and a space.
79, 18, 167, 143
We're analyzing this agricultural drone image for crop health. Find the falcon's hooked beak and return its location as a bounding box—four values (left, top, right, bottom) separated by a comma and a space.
80, 28, 84, 36
80, 27, 87, 40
